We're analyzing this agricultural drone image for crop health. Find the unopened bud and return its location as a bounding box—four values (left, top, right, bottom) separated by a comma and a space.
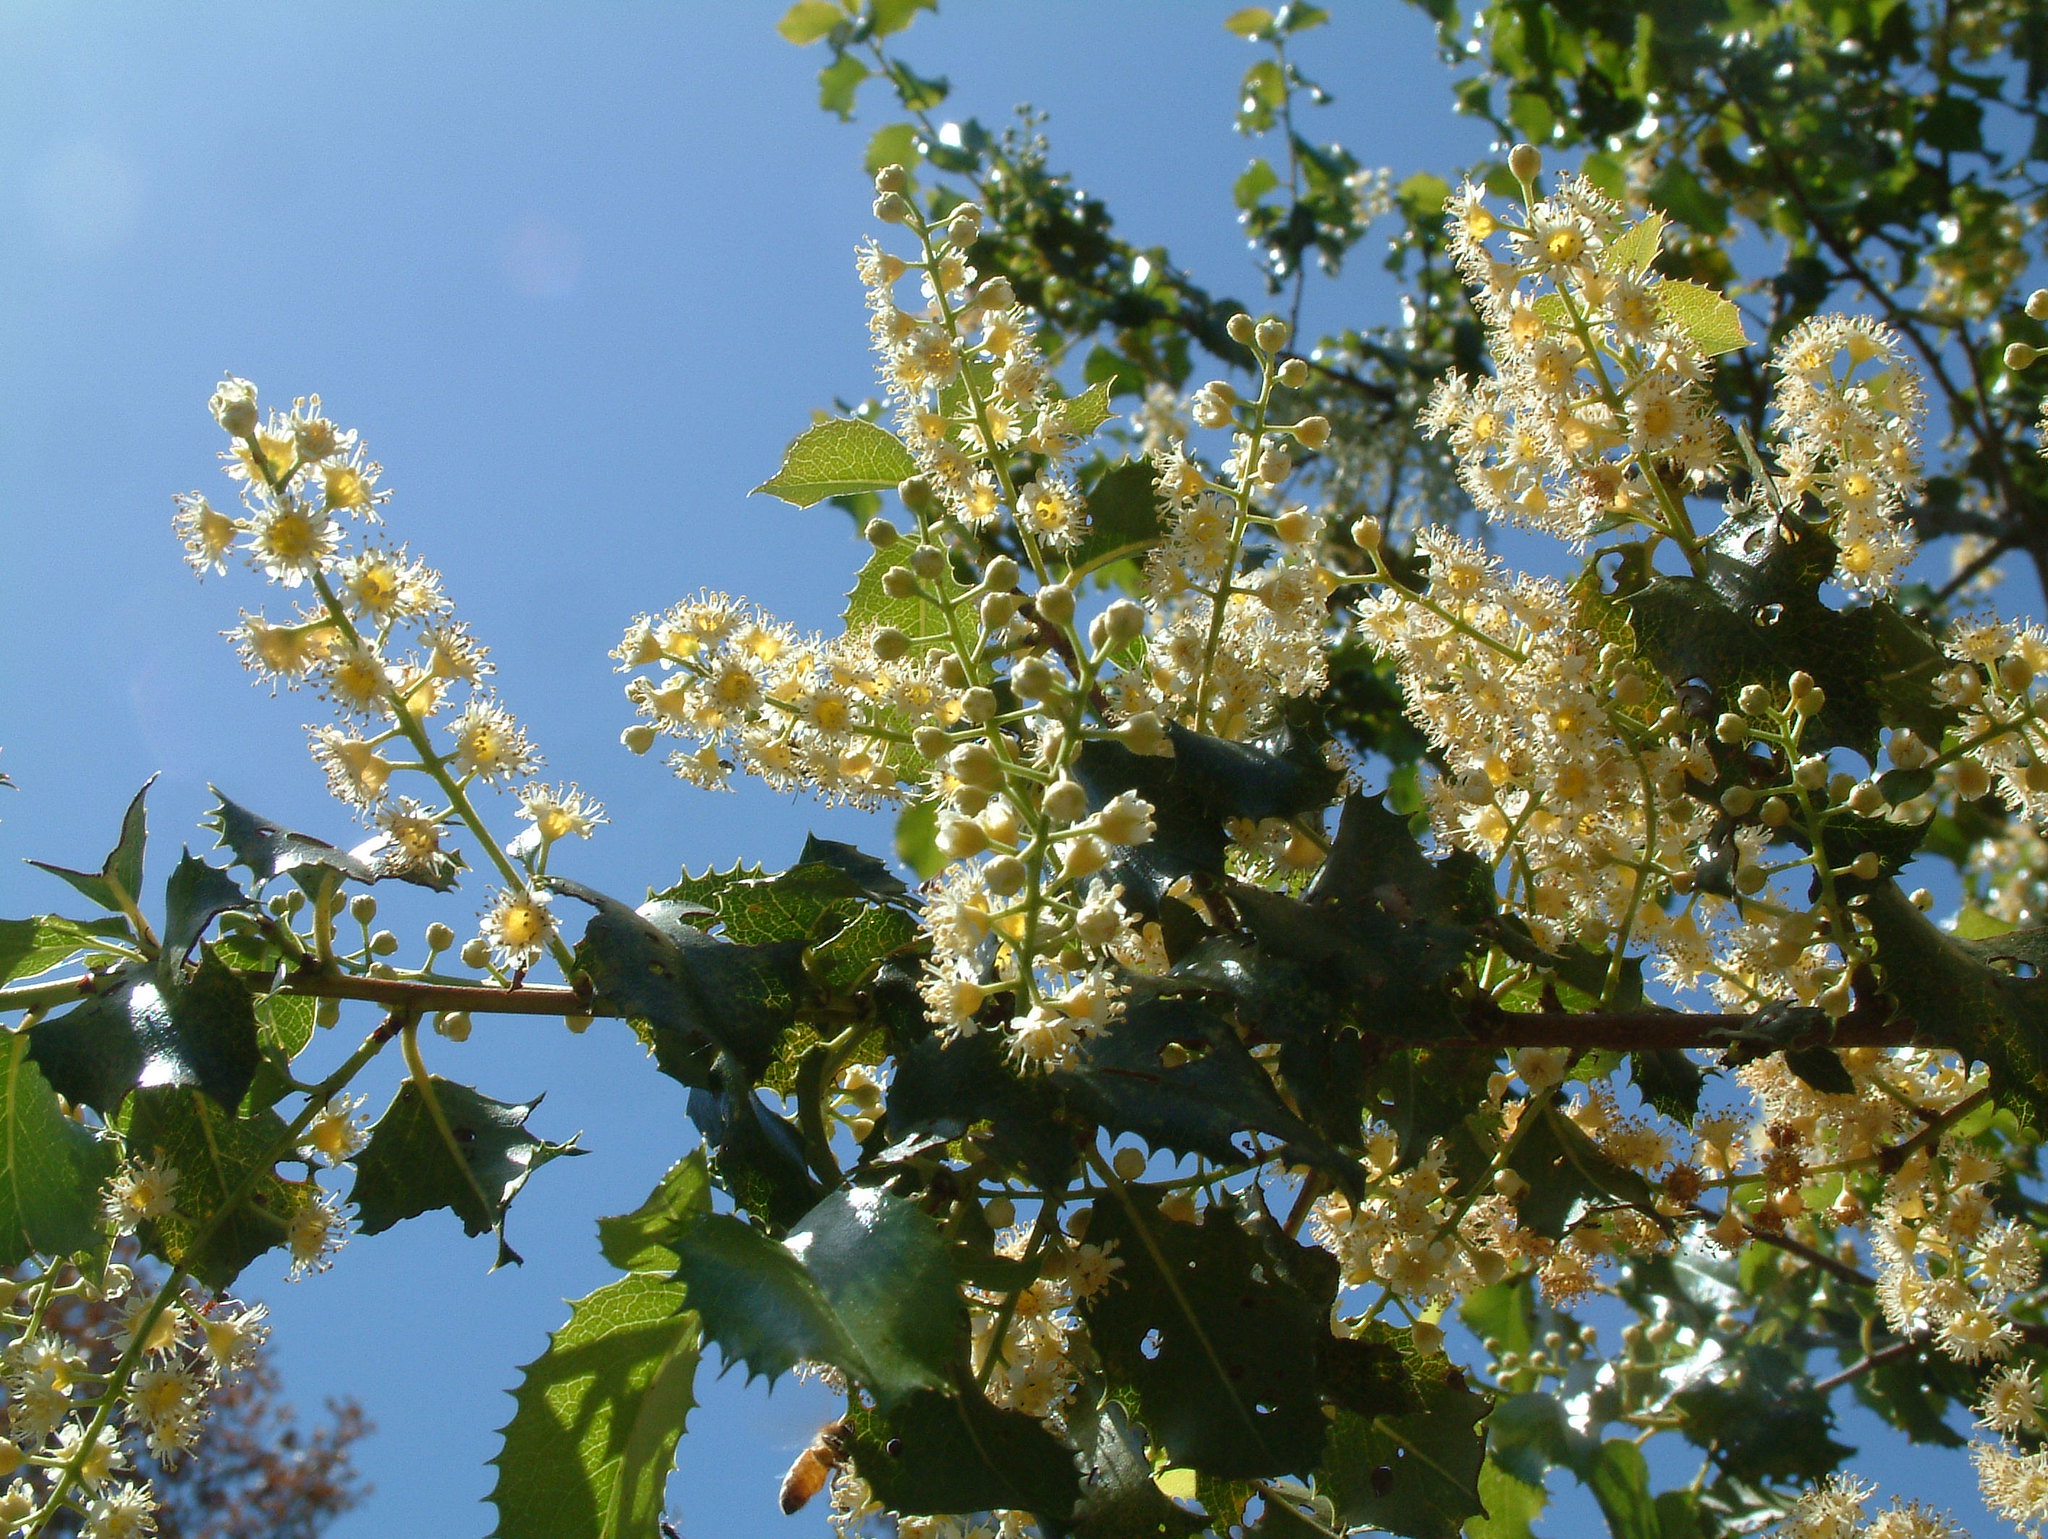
2028, 288, 2048, 321
982, 555, 1021, 591
1034, 582, 1075, 627
1111, 1146, 1147, 1181
1273, 506, 1313, 543
425, 922, 456, 952
1044, 778, 1089, 823
1276, 357, 1309, 388
864, 516, 901, 548
1254, 316, 1290, 352
1508, 142, 1543, 183
1118, 711, 1168, 756
435, 1010, 472, 1042
912, 725, 952, 759
1349, 515, 1383, 552
369, 929, 399, 956
1292, 415, 1330, 451
946, 205, 982, 246
881, 565, 920, 600
982, 855, 1027, 896
909, 543, 947, 580
1012, 655, 1057, 700
1720, 785, 1757, 816
1846, 780, 1886, 815
209, 376, 259, 436
1227, 312, 1257, 345
979, 592, 1020, 629
959, 687, 998, 723
1738, 683, 1773, 715
1759, 796, 1790, 827
871, 627, 912, 662
874, 164, 909, 196
1100, 599, 1145, 645
348, 893, 378, 923
873, 191, 914, 224
460, 937, 492, 969
2007, 342, 2041, 371
621, 723, 657, 754
1714, 713, 1747, 745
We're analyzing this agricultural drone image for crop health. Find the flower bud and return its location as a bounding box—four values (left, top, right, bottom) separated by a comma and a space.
864, 516, 901, 548
316, 997, 341, 1027
1256, 444, 1293, 484
909, 543, 948, 580
1794, 755, 1828, 790
461, 936, 492, 969
2006, 342, 2041, 371
1714, 713, 1747, 745
425, 921, 456, 952
1254, 316, 1290, 352
1737, 683, 1772, 715
209, 376, 259, 436
436, 1010, 472, 1042
939, 654, 971, 690
369, 929, 399, 956
873, 191, 914, 224
1096, 791, 1156, 846
982, 855, 1026, 896
872, 626, 911, 662
982, 555, 1021, 591
1719, 785, 1757, 816
1118, 711, 1168, 756
1101, 600, 1145, 645
1846, 780, 1886, 815
1273, 506, 1313, 544
1044, 778, 1089, 823
1012, 655, 1057, 700
1111, 1146, 1147, 1181
2028, 288, 2048, 321
959, 686, 998, 723
897, 475, 937, 515
1848, 851, 1882, 881
936, 813, 990, 859
1954, 757, 1992, 801
949, 742, 1004, 789
1062, 834, 1111, 880
979, 592, 1020, 629
1034, 582, 1076, 627
874, 164, 909, 196
881, 565, 920, 600
913, 725, 952, 759
1277, 357, 1308, 388
946, 205, 983, 246
982, 1194, 1015, 1229
1227, 312, 1257, 345
348, 893, 378, 923
1759, 796, 1790, 827
1508, 142, 1543, 183
1349, 514, 1383, 552
1292, 415, 1330, 452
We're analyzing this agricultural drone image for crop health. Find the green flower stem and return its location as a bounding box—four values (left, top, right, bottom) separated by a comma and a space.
306, 569, 578, 977
974, 1198, 1062, 1394
1194, 359, 1276, 734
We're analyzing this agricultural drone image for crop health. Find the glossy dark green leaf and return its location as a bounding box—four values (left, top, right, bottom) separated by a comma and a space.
0, 1033, 115, 1264
845, 1386, 1081, 1521
351, 1076, 580, 1265
160, 850, 254, 968
1084, 1196, 1326, 1479
1319, 1353, 1489, 1539
1587, 1439, 1659, 1539
1069, 459, 1165, 576
487, 1272, 700, 1539
671, 1183, 962, 1406
30, 777, 153, 915
1506, 1103, 1658, 1241
30, 949, 259, 1115
687, 1080, 822, 1231
206, 788, 377, 886
0, 915, 131, 986
1066, 1398, 1209, 1539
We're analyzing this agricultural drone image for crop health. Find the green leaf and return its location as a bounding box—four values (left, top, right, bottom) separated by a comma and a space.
1653, 278, 1749, 357
0, 915, 130, 986
894, 798, 945, 881
1587, 1439, 1659, 1539
817, 53, 869, 120
1084, 1197, 1327, 1479
1861, 882, 2048, 1123
868, 0, 935, 38
30, 949, 259, 1115
865, 121, 919, 175
487, 1273, 700, 1539
776, 0, 843, 44
1467, 1460, 1546, 1539
1506, 1103, 1659, 1240
30, 777, 153, 915
0, 1033, 114, 1264
1224, 6, 1275, 38
122, 1086, 320, 1289
671, 1184, 963, 1404
205, 789, 376, 886
845, 1387, 1082, 1520
1067, 1399, 1209, 1538
554, 879, 802, 1088
1320, 1352, 1489, 1539
597, 1151, 712, 1273
1055, 379, 1116, 440
843, 539, 968, 644
160, 851, 254, 969
1235, 157, 1281, 212
351, 1076, 580, 1265
754, 418, 916, 506
1603, 212, 1665, 278
1069, 459, 1166, 577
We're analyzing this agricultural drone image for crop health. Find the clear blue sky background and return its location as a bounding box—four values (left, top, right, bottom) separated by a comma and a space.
0, 2, 2003, 1535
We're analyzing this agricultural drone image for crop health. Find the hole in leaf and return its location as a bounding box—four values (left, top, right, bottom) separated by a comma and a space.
1754, 602, 1785, 626
1140, 1329, 1163, 1360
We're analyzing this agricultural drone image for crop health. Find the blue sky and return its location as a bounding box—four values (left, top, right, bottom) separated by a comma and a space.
0, 2, 1998, 1535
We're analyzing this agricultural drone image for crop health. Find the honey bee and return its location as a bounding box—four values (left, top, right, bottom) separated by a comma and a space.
778, 1418, 852, 1515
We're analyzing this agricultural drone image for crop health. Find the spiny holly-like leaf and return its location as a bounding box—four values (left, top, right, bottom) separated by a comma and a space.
0, 915, 131, 986
685, 1080, 822, 1231
844, 1386, 1082, 1521
1084, 1196, 1328, 1479
160, 850, 254, 968
487, 1273, 701, 1539
351, 1076, 581, 1266
29, 950, 258, 1115
29, 776, 154, 915
122, 1085, 320, 1289
1624, 504, 1951, 760
752, 418, 918, 507
797, 833, 908, 902
0, 1033, 115, 1265
1055, 378, 1115, 439
1066, 1398, 1210, 1539
1602, 211, 1666, 278
669, 1184, 963, 1406
206, 789, 376, 886
597, 1151, 712, 1273
776, 0, 843, 46
1069, 458, 1165, 577
652, 859, 764, 914
1064, 990, 1349, 1181
1506, 1102, 1659, 1240
1319, 1350, 1490, 1539
1654, 277, 1749, 356
555, 879, 802, 1088
1861, 881, 2048, 1123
